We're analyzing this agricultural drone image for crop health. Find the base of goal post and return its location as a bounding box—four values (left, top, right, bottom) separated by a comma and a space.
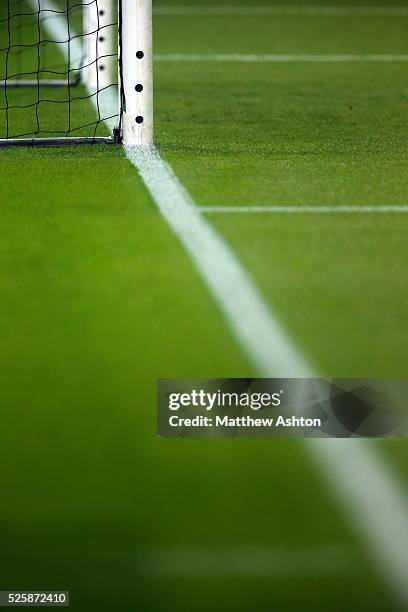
0, 136, 118, 147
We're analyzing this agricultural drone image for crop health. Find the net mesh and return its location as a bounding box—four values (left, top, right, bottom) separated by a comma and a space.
0, 0, 118, 141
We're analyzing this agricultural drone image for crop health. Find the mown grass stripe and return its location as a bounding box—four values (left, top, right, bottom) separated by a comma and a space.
154, 6, 408, 17
199, 206, 408, 213
155, 54, 408, 63
137, 546, 359, 577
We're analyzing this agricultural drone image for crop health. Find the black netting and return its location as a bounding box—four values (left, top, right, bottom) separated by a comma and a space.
0, 0, 119, 142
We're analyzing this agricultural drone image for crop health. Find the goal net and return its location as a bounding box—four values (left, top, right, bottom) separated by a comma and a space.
0, 0, 153, 145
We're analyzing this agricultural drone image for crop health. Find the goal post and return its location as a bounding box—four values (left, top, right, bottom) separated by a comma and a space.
119, 0, 153, 146
0, 0, 153, 146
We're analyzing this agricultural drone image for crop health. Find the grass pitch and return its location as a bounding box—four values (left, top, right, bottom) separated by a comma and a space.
0, 2, 407, 611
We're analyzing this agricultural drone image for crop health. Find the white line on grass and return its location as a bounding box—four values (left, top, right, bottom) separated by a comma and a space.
308, 440, 408, 607
124, 145, 311, 376
199, 205, 408, 214
137, 546, 359, 577
128, 145, 408, 612
154, 6, 408, 17
38, 2, 408, 607
155, 53, 408, 63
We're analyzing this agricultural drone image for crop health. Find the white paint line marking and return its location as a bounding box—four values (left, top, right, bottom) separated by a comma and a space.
125, 145, 311, 377
199, 205, 408, 214
124, 146, 408, 607
137, 546, 359, 577
154, 5, 408, 17
155, 53, 408, 63
40, 4, 408, 607
308, 439, 408, 608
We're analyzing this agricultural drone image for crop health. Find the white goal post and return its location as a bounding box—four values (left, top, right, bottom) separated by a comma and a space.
84, 0, 153, 145
0, 0, 153, 146
119, 0, 153, 146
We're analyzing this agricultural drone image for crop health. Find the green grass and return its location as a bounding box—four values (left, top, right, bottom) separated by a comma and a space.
156, 15, 408, 54
161, 0, 408, 6
0, 2, 407, 611
156, 62, 408, 205
211, 213, 408, 375
154, 42, 408, 377
2, 145, 392, 611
